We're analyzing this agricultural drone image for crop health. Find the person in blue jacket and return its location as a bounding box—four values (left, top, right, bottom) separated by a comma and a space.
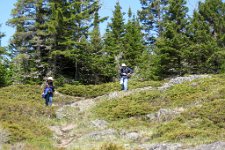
42, 77, 55, 106
120, 63, 133, 91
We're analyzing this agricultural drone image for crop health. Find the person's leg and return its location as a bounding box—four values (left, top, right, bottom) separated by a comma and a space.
45, 96, 49, 106
120, 78, 124, 90
48, 97, 53, 106
123, 78, 128, 91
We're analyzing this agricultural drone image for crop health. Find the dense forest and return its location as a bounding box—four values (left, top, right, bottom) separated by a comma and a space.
0, 0, 225, 85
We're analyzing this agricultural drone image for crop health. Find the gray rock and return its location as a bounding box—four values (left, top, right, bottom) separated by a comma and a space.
86, 129, 117, 141
0, 128, 9, 144
139, 143, 184, 150
146, 108, 185, 122
121, 131, 141, 141
91, 119, 108, 129
124, 132, 141, 141
108, 92, 119, 99
190, 142, 225, 150
158, 75, 211, 91
55, 107, 66, 119
11, 143, 25, 150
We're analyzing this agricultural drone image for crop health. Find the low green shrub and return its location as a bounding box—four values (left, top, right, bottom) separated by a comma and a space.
99, 143, 125, 150
152, 99, 225, 143
0, 85, 56, 149
58, 80, 162, 98
93, 90, 161, 120
93, 75, 225, 144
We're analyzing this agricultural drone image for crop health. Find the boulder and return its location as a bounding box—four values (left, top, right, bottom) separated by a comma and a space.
91, 119, 108, 129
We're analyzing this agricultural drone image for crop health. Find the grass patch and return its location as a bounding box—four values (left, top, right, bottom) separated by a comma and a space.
57, 80, 163, 98
0, 85, 57, 149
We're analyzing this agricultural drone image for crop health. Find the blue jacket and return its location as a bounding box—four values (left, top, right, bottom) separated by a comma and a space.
120, 66, 133, 78
43, 86, 54, 98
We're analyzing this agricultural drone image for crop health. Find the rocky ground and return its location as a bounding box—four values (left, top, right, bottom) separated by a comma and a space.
50, 75, 225, 150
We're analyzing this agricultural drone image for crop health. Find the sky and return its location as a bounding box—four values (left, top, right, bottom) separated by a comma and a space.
0, 0, 201, 47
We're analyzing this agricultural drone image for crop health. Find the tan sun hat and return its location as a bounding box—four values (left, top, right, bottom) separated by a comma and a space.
47, 77, 54, 81
121, 63, 126, 67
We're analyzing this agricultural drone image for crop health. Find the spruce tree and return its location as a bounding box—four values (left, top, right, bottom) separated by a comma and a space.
154, 0, 189, 78
123, 8, 145, 68
88, 2, 108, 83
186, 0, 225, 73
103, 2, 125, 79
8, 0, 99, 83
138, 0, 168, 45
8, 0, 50, 82
61, 0, 100, 82
0, 26, 7, 86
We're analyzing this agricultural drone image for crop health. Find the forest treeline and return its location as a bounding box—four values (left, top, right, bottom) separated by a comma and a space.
0, 0, 225, 85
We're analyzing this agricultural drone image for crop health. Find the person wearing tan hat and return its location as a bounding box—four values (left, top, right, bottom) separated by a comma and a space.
42, 77, 55, 106
120, 63, 133, 91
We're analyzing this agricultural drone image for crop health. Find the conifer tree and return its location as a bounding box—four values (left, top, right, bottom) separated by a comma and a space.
8, 0, 99, 83
154, 0, 189, 78
123, 8, 145, 68
186, 0, 225, 73
8, 0, 50, 82
88, 2, 109, 83
0, 26, 7, 86
103, 2, 125, 79
138, 0, 168, 45
59, 0, 100, 82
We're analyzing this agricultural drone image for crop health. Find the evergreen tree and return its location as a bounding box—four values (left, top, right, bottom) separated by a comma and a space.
154, 0, 189, 78
58, 0, 100, 82
138, 0, 168, 45
186, 0, 225, 73
8, 0, 99, 83
185, 10, 217, 74
123, 8, 145, 68
8, 0, 50, 82
0, 26, 7, 86
88, 2, 108, 83
103, 2, 125, 79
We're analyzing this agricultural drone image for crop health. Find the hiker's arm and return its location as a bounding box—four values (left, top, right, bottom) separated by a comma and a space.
129, 68, 133, 74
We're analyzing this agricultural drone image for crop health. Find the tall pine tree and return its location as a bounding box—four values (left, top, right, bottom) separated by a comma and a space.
103, 2, 125, 80
8, 0, 51, 82
123, 8, 145, 68
138, 0, 168, 45
186, 0, 225, 73
154, 0, 189, 78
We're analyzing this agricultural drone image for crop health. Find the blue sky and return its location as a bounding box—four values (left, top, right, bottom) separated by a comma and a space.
0, 0, 201, 47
